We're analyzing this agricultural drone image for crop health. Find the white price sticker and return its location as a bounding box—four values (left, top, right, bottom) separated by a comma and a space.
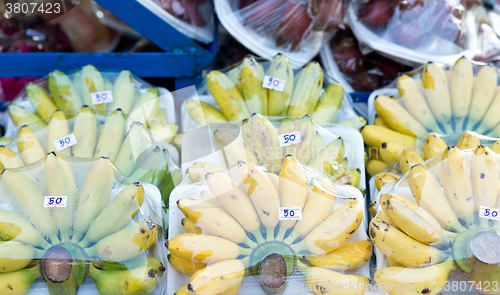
278, 131, 301, 147
44, 196, 67, 208
479, 206, 500, 220
54, 133, 77, 152
262, 76, 286, 92
91, 90, 114, 105
279, 207, 302, 220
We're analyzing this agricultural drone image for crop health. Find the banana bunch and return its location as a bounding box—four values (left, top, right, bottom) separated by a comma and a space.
0, 153, 163, 295
186, 54, 366, 128
167, 156, 371, 295
186, 114, 362, 188
371, 145, 500, 295
0, 105, 177, 184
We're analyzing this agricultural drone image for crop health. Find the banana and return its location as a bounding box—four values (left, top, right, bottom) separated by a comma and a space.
86, 221, 158, 262
94, 255, 164, 274
470, 145, 499, 210
71, 157, 115, 242
186, 100, 228, 125
81, 65, 106, 114
166, 234, 251, 263
48, 70, 83, 118
207, 71, 250, 121
80, 182, 144, 248
399, 149, 424, 175
368, 200, 377, 217
149, 123, 178, 143
276, 155, 308, 241
379, 141, 405, 166
25, 83, 57, 123
239, 56, 268, 115
2, 169, 59, 243
168, 253, 206, 275
181, 218, 202, 235
90, 265, 156, 295
423, 132, 447, 160
292, 200, 363, 255
266, 171, 279, 192
241, 118, 265, 163
213, 128, 258, 168
108, 70, 135, 114
329, 157, 348, 179
206, 171, 263, 241
0, 208, 50, 248
284, 177, 336, 244
397, 75, 442, 132
310, 132, 324, 161
338, 116, 367, 130
0, 241, 42, 273
46, 110, 71, 155
450, 57, 473, 132
114, 122, 149, 177
292, 115, 316, 164
0, 266, 41, 295
187, 162, 225, 183
369, 219, 449, 267
129, 88, 160, 128
287, 61, 323, 117
7, 103, 45, 129
17, 125, 44, 165
456, 130, 480, 149
380, 194, 450, 247
267, 53, 294, 116
408, 165, 466, 232
249, 113, 282, 172
308, 138, 344, 175
94, 108, 126, 161
374, 95, 427, 138
175, 284, 193, 295
367, 159, 388, 177
441, 146, 476, 227
374, 261, 456, 295
422, 62, 453, 133
466, 64, 497, 131
375, 210, 398, 229
337, 168, 361, 187
72, 106, 97, 158
277, 118, 297, 158
150, 108, 168, 128
188, 259, 245, 295
311, 82, 343, 123
374, 172, 400, 191
303, 240, 372, 271
177, 195, 255, 246
172, 133, 183, 154
492, 140, 500, 154
361, 125, 416, 148
373, 117, 389, 128
227, 64, 243, 93
128, 147, 168, 183
72, 70, 82, 95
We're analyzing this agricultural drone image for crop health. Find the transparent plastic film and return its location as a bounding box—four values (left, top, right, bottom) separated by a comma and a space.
167, 155, 370, 295
371, 146, 500, 295
0, 152, 166, 295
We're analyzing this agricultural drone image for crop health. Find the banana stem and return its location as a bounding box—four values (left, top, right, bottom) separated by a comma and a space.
252, 229, 265, 245
265, 227, 275, 242
85, 245, 96, 258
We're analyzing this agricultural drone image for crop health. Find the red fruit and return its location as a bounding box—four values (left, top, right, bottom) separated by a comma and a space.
240, 0, 258, 9
390, 21, 424, 48
359, 0, 396, 28
309, 0, 344, 32
275, 0, 312, 49
241, 0, 284, 30
372, 53, 405, 78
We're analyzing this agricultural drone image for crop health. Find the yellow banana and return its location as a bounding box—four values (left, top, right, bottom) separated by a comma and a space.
188, 259, 245, 295
168, 253, 206, 275
456, 130, 480, 149
367, 159, 388, 177
172, 133, 183, 154
187, 162, 225, 183
0, 146, 25, 169
466, 64, 497, 131
368, 200, 377, 217
291, 115, 316, 164
379, 141, 405, 165
450, 57, 473, 133
249, 113, 282, 172
72, 106, 97, 158
0, 241, 42, 273
239, 56, 268, 115
81, 64, 106, 114
491, 140, 500, 154
48, 70, 83, 118
0, 208, 50, 248
186, 100, 228, 125
25, 83, 57, 123
470, 145, 499, 210
213, 128, 256, 168
361, 125, 416, 148
207, 71, 250, 121
181, 218, 202, 234
423, 132, 447, 160
149, 123, 179, 143
373, 116, 390, 128
422, 62, 453, 133
399, 149, 424, 175
108, 70, 135, 114
227, 64, 243, 93
337, 168, 361, 187
266, 171, 279, 192
374, 172, 400, 191
374, 95, 427, 137
0, 266, 41, 295
375, 210, 398, 229
90, 264, 156, 295
16, 125, 44, 165
312, 82, 343, 123
7, 103, 45, 129
94, 108, 126, 161
287, 62, 323, 117
268, 53, 294, 116
46, 110, 71, 155
304, 240, 372, 271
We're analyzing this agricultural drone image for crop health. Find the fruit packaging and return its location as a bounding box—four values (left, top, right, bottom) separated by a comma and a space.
182, 54, 364, 132
0, 152, 166, 295
371, 146, 500, 295
182, 114, 366, 189
166, 155, 370, 295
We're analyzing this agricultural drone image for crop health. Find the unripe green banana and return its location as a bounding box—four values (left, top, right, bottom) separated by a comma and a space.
94, 108, 127, 161
8, 103, 45, 129
311, 82, 343, 123
207, 71, 250, 121
17, 125, 45, 165
287, 62, 323, 117
108, 70, 135, 114
26, 83, 57, 123
47, 110, 71, 155
239, 56, 268, 115
81, 64, 106, 114
48, 70, 83, 118
72, 106, 97, 158
267, 54, 294, 116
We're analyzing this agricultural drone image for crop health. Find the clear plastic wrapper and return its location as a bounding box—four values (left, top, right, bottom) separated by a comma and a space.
91, 2, 142, 38
181, 55, 362, 132
0, 152, 166, 295
371, 146, 500, 295
167, 154, 370, 295
215, 0, 344, 68
348, 0, 479, 65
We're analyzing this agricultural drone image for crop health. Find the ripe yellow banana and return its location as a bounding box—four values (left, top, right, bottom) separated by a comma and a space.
94, 108, 126, 161
379, 141, 405, 166
373, 116, 389, 128
287, 61, 323, 117
0, 208, 50, 248
48, 70, 83, 118
114, 122, 149, 177
304, 240, 372, 271
168, 253, 206, 275
108, 70, 135, 114
249, 113, 282, 172
423, 132, 447, 160
181, 218, 202, 235
408, 165, 466, 232
450, 57, 473, 133
0, 266, 41, 295
422, 62, 453, 133
374, 95, 427, 138
470, 145, 499, 210
166, 234, 251, 264
374, 172, 400, 191
456, 130, 480, 149
187, 162, 225, 183
186, 100, 228, 125
86, 221, 158, 262
81, 64, 106, 114
17, 125, 44, 165
0, 241, 42, 273
361, 125, 416, 148
291, 115, 316, 164
47, 110, 71, 155
368, 200, 377, 217
207, 71, 250, 121
268, 54, 294, 116
72, 106, 97, 158
369, 219, 449, 267
466, 64, 497, 131
227, 64, 242, 93
90, 264, 156, 295
188, 259, 245, 295
399, 149, 424, 175
375, 210, 398, 229
367, 159, 388, 177
312, 82, 343, 123
239, 56, 268, 115
492, 140, 500, 154
25, 83, 57, 123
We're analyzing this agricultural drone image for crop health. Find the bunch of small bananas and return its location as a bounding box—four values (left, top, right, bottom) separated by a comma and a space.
0, 153, 163, 295
186, 113, 362, 188
370, 145, 500, 295
8, 65, 173, 133
0, 105, 177, 184
167, 156, 371, 295
186, 54, 366, 128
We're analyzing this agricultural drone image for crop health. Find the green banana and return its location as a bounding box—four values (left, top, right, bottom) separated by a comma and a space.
129, 88, 160, 128
267, 54, 294, 116
0, 208, 50, 248
94, 108, 127, 161
90, 265, 156, 295
0, 265, 41, 295
114, 122, 149, 177
81, 65, 106, 114
311, 82, 343, 123
239, 56, 268, 115
206, 71, 250, 121
48, 70, 83, 118
287, 62, 323, 117
25, 83, 57, 123
108, 70, 135, 114
8, 103, 45, 129
72, 106, 97, 158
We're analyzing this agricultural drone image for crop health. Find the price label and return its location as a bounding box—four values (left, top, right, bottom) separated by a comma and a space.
279, 207, 302, 220
54, 133, 77, 152
262, 76, 286, 92
278, 131, 301, 147
479, 206, 500, 220
44, 196, 67, 208
91, 90, 114, 105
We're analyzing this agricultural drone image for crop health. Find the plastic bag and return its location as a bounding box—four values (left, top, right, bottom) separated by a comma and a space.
371, 146, 500, 295
0, 152, 166, 295
348, 0, 479, 65
182, 55, 362, 132
215, 0, 344, 68
166, 154, 370, 295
